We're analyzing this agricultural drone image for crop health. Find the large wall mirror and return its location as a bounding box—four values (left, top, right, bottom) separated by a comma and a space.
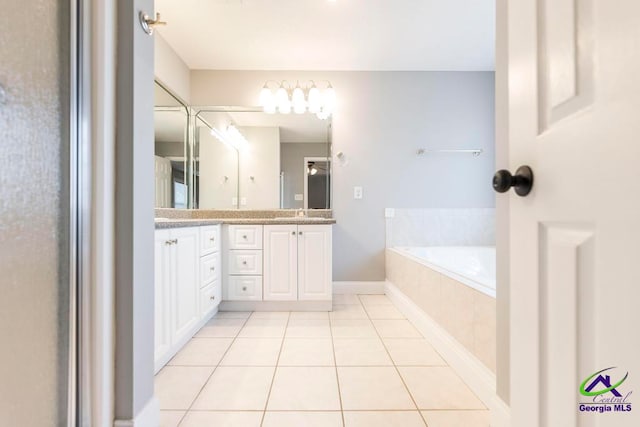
154, 83, 332, 210
193, 108, 332, 210
154, 81, 190, 208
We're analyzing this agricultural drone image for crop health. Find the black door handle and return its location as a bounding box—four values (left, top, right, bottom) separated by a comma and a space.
493, 166, 534, 197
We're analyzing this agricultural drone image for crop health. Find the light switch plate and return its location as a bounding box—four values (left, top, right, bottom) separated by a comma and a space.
240, 197, 247, 206
232, 197, 238, 206
294, 194, 304, 201
354, 186, 363, 199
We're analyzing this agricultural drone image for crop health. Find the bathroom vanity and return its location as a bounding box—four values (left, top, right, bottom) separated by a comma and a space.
153, 213, 334, 372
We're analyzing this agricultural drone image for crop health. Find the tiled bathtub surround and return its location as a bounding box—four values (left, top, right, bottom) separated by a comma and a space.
156, 208, 333, 220
385, 208, 495, 248
386, 249, 496, 373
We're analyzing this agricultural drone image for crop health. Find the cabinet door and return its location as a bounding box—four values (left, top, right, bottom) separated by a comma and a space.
171, 227, 200, 342
298, 225, 332, 300
263, 225, 298, 301
154, 230, 172, 366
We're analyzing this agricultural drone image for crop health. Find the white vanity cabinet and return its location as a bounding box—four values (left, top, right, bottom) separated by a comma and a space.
154, 224, 222, 372
263, 224, 333, 301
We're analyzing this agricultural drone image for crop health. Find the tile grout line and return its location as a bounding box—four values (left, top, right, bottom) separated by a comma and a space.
359, 294, 430, 427
259, 311, 291, 427
329, 301, 346, 427
174, 313, 253, 426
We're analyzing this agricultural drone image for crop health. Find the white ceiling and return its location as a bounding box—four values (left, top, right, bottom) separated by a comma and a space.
155, 0, 495, 71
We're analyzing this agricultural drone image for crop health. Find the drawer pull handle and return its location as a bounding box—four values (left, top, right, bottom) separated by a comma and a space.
210, 237, 215, 242
242, 286, 247, 291
210, 266, 215, 271
242, 234, 248, 239
242, 261, 248, 265
210, 296, 215, 301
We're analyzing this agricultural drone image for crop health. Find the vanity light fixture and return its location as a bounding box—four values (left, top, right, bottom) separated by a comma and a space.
259, 80, 335, 119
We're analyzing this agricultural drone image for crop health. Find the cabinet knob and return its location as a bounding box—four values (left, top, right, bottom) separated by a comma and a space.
242, 261, 248, 265
165, 240, 172, 245
291, 231, 296, 235
298, 231, 303, 235
242, 286, 247, 291
210, 266, 215, 271
210, 237, 215, 242
242, 235, 248, 239
210, 296, 215, 301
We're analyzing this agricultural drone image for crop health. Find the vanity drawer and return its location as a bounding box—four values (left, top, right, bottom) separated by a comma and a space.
200, 281, 220, 316
227, 225, 263, 250
200, 225, 221, 255
200, 252, 220, 287
228, 250, 263, 275
227, 276, 262, 301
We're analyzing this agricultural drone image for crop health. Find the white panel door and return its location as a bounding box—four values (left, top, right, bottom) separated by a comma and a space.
155, 155, 172, 208
171, 227, 200, 342
506, 1, 640, 426
298, 225, 332, 301
154, 230, 172, 368
264, 225, 298, 301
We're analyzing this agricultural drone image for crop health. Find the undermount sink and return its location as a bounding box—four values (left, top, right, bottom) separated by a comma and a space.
274, 216, 327, 221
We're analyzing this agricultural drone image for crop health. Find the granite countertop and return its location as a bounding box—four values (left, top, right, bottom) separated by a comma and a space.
155, 217, 336, 229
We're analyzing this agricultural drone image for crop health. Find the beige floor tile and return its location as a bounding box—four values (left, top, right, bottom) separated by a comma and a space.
329, 304, 368, 320
383, 338, 447, 366
278, 338, 335, 366
159, 411, 185, 427
179, 411, 263, 427
267, 367, 341, 410
262, 411, 343, 427
421, 410, 490, 427
333, 338, 392, 366
191, 366, 275, 410
399, 367, 485, 409
214, 311, 252, 319
220, 338, 282, 366
195, 318, 245, 338
344, 411, 426, 427
330, 319, 377, 338
289, 311, 329, 320
337, 367, 415, 410
372, 319, 422, 338
365, 304, 405, 319
359, 294, 393, 306
168, 338, 233, 366
155, 366, 213, 410
238, 318, 288, 338
250, 311, 290, 319
286, 318, 332, 338
333, 294, 362, 305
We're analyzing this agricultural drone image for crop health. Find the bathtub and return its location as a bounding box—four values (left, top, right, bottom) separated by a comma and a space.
386, 246, 497, 372
392, 246, 496, 298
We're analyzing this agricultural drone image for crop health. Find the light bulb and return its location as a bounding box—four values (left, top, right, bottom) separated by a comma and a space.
259, 85, 272, 107
264, 101, 276, 114
292, 86, 306, 114
308, 86, 321, 113
310, 167, 318, 175
323, 85, 336, 113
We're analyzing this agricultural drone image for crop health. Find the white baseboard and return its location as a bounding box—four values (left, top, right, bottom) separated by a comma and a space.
113, 397, 159, 427
385, 281, 510, 425
333, 281, 385, 294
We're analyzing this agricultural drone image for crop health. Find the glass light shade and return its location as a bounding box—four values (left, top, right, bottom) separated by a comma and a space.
276, 86, 289, 104
264, 101, 276, 114
307, 86, 321, 113
323, 86, 336, 113
259, 86, 272, 107
292, 86, 306, 114
279, 99, 292, 114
